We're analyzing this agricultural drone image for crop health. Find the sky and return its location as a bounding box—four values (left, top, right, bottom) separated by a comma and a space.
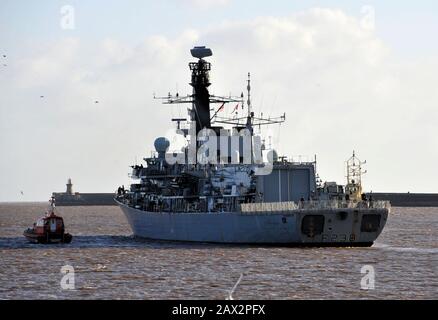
1, 0, 437, 201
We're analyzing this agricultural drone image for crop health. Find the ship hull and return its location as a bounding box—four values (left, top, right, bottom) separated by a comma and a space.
23, 229, 73, 244
117, 201, 388, 246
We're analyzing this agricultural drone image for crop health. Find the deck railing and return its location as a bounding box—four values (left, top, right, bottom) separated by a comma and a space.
118, 193, 390, 214
240, 200, 390, 213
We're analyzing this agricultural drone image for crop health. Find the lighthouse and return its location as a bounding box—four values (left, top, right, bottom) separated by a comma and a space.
66, 178, 73, 195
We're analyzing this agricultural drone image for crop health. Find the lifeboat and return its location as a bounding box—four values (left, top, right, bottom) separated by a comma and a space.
23, 197, 72, 244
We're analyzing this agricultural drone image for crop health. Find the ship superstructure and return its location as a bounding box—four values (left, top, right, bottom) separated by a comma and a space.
116, 46, 390, 246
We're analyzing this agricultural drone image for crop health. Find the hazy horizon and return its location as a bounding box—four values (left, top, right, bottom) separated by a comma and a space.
1, 0, 438, 201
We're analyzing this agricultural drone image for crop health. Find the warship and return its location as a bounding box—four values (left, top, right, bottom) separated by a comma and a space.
116, 46, 390, 246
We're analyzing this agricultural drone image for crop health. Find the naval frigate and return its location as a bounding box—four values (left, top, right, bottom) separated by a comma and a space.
115, 46, 390, 246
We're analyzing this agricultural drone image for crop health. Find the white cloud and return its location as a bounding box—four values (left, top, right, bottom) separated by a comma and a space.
182, 0, 232, 9
1, 8, 437, 200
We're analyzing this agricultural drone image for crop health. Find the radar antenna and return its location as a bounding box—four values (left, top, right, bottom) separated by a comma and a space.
212, 73, 285, 129
153, 47, 286, 134
154, 46, 243, 134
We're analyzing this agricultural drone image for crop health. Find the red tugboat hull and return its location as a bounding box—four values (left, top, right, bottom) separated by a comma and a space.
23, 229, 73, 244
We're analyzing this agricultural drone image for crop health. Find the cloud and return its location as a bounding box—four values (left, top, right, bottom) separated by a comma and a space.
182, 0, 232, 9
1, 8, 437, 200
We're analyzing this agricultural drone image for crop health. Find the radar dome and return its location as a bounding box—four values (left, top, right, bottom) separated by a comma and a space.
154, 137, 170, 154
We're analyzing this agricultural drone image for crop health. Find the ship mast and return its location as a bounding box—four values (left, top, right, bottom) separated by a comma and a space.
48, 196, 56, 216
345, 151, 367, 201
155, 46, 243, 135
245, 72, 253, 132
212, 72, 286, 129
154, 46, 285, 132
189, 47, 212, 134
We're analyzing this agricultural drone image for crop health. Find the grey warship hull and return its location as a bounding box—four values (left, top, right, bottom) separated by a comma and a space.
117, 200, 389, 246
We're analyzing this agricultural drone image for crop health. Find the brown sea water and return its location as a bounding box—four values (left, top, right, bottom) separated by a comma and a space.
0, 203, 436, 300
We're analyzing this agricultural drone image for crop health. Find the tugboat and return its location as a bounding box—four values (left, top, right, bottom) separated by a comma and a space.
115, 46, 390, 246
23, 197, 73, 244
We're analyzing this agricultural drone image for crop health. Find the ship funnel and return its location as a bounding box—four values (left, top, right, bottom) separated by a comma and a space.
154, 137, 170, 159
191, 46, 213, 59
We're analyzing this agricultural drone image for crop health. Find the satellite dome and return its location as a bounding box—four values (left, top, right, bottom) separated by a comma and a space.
154, 137, 170, 153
